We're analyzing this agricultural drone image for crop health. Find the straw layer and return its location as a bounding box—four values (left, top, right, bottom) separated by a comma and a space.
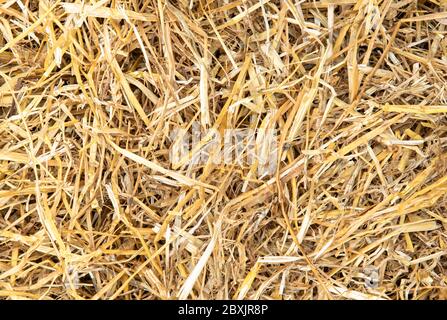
0, 0, 447, 300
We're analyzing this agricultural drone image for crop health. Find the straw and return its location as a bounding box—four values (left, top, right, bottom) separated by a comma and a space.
0, 0, 446, 300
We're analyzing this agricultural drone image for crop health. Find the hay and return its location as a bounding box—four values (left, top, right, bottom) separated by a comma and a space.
0, 0, 447, 300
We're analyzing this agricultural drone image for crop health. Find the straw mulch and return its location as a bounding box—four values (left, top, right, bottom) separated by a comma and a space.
1, 0, 447, 300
